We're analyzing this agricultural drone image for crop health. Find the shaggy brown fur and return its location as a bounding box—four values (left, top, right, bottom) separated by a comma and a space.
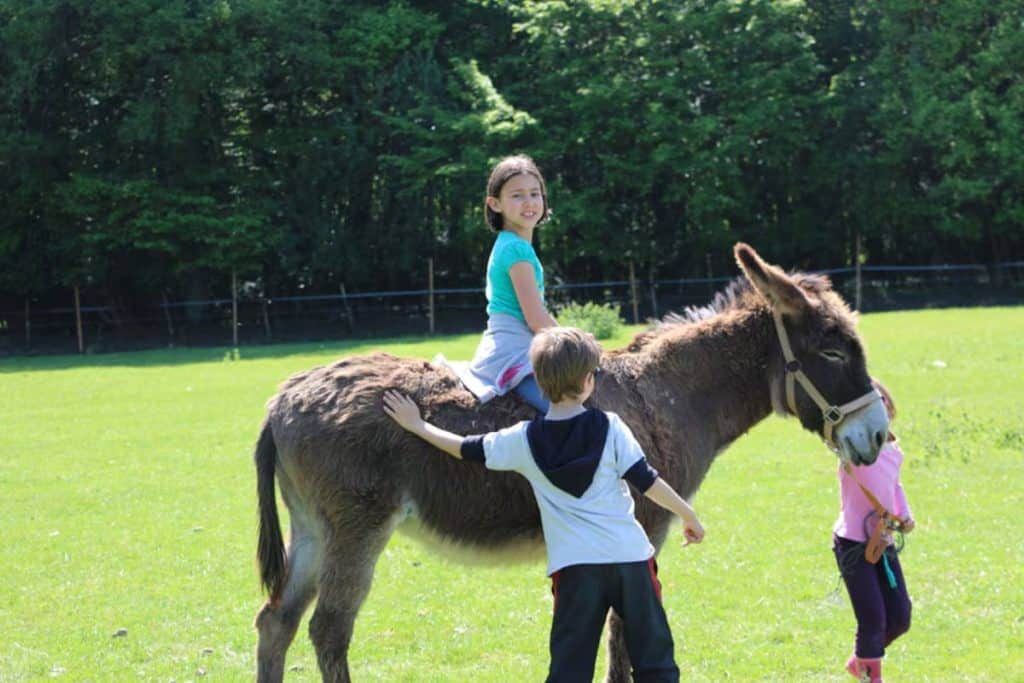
253, 244, 879, 682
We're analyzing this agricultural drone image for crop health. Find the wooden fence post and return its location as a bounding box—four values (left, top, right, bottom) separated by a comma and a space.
706, 253, 715, 299
628, 259, 640, 324
427, 257, 435, 335
74, 285, 84, 353
648, 266, 659, 321
162, 290, 175, 347
262, 298, 272, 340
231, 270, 239, 347
340, 283, 354, 331
855, 231, 863, 312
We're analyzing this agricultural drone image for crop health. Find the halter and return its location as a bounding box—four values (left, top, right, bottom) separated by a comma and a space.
771, 308, 882, 453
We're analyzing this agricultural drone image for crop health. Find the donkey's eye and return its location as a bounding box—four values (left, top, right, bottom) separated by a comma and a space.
820, 349, 846, 363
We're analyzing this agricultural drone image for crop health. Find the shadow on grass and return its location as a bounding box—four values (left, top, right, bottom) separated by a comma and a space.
0, 324, 649, 375
0, 332, 484, 374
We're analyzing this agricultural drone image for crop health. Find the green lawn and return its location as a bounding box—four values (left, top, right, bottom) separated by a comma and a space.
1, 308, 1021, 682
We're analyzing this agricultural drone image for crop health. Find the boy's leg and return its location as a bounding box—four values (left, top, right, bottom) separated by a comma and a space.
881, 551, 912, 646
514, 375, 550, 413
547, 564, 609, 683
833, 538, 888, 659
612, 559, 679, 683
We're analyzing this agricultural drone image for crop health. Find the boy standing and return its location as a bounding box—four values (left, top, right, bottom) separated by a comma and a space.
383, 326, 704, 683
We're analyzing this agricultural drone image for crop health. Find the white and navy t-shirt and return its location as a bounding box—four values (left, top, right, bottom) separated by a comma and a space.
461, 410, 659, 576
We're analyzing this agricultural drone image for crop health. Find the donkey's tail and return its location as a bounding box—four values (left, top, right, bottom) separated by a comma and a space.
255, 421, 286, 604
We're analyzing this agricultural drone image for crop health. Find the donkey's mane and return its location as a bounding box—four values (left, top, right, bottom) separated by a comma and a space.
625, 271, 834, 352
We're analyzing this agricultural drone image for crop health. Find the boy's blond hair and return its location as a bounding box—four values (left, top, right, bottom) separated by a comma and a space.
529, 327, 602, 403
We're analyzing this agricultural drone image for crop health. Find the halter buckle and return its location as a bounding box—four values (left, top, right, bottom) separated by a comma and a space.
824, 406, 843, 425
785, 359, 801, 373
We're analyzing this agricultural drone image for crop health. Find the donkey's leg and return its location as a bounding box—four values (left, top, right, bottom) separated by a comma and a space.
255, 468, 324, 683
308, 500, 398, 683
255, 513, 323, 682
605, 610, 632, 683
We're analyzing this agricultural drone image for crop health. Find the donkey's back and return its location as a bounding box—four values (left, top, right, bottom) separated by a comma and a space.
262, 351, 541, 522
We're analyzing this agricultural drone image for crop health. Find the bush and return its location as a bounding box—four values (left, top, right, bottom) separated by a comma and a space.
555, 301, 624, 340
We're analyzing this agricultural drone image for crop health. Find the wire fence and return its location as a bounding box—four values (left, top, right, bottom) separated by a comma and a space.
1, 262, 1022, 356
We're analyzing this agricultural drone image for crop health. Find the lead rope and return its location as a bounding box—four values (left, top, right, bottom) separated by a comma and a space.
882, 553, 897, 589
844, 460, 907, 588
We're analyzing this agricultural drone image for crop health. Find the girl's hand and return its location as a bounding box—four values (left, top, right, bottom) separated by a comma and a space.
902, 518, 915, 534
383, 391, 424, 432
682, 517, 705, 546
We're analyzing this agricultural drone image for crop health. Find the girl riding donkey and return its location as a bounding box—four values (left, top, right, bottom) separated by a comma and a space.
457, 155, 557, 413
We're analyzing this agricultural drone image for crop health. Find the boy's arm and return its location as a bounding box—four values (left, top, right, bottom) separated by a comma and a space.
611, 414, 704, 545
643, 478, 705, 544
383, 390, 465, 459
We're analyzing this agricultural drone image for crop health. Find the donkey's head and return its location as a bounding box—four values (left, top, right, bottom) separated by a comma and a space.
735, 243, 888, 465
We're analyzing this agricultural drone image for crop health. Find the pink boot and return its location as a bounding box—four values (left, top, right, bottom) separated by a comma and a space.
845, 654, 860, 679
848, 657, 882, 683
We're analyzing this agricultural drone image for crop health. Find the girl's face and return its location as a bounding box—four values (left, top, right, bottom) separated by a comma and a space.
487, 173, 544, 234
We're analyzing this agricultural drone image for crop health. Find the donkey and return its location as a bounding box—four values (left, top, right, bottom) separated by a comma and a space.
253, 243, 889, 682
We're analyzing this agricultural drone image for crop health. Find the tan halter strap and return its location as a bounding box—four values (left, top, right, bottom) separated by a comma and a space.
842, 461, 908, 563
771, 308, 882, 451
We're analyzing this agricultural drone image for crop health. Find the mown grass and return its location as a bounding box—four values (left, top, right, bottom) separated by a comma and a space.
1, 308, 1021, 682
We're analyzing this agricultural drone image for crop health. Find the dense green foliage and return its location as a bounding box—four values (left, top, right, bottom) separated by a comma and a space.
556, 300, 624, 339
1, 307, 1021, 679
1, 1, 1021, 317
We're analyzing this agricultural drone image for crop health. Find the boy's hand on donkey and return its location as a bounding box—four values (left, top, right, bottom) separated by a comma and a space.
682, 518, 705, 546
382, 390, 424, 432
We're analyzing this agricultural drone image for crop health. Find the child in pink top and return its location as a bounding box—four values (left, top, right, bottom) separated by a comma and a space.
833, 379, 915, 683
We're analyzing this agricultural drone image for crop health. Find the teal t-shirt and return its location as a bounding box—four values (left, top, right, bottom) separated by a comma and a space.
485, 230, 544, 321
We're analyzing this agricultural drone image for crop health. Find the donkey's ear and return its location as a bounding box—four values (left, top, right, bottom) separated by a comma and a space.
734, 243, 811, 317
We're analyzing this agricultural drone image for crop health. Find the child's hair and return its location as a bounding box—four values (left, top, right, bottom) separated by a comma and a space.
484, 155, 549, 232
871, 378, 896, 419
529, 327, 602, 402
871, 377, 897, 440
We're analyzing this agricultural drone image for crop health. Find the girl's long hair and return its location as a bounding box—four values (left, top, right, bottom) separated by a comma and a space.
871, 377, 897, 441
484, 155, 549, 232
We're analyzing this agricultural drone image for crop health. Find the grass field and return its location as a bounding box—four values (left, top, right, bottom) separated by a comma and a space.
1, 307, 1022, 682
